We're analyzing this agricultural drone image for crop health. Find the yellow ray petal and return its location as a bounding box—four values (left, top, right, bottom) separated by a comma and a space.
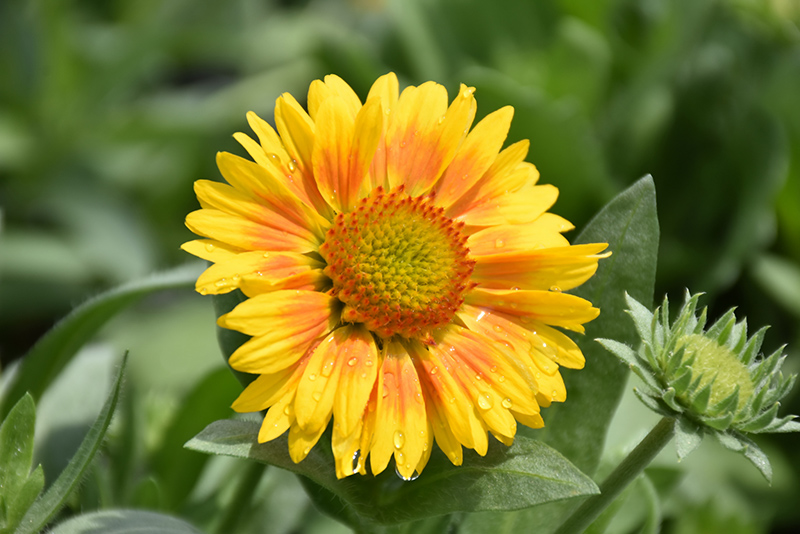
185, 209, 316, 254
288, 413, 330, 463
219, 289, 336, 337
257, 391, 296, 442
194, 250, 325, 296
471, 244, 609, 292
366, 72, 399, 191
275, 92, 316, 177
181, 239, 243, 263
466, 288, 600, 333
467, 214, 574, 256
308, 74, 362, 120
370, 340, 428, 479
457, 183, 559, 227
232, 363, 301, 413
332, 325, 379, 437
434, 106, 514, 209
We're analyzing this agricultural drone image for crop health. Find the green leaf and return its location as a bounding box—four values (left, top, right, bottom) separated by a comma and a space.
0, 393, 36, 508
5, 465, 44, 531
674, 417, 703, 460
0, 263, 202, 419
47, 510, 203, 534
536, 175, 660, 474
15, 353, 128, 534
185, 419, 599, 526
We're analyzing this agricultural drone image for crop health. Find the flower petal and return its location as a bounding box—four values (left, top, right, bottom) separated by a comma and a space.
275, 92, 316, 175
467, 214, 573, 256
258, 391, 295, 442
471, 244, 609, 291
244, 112, 330, 216
370, 340, 428, 478
181, 239, 242, 262
288, 414, 330, 463
465, 288, 600, 333
366, 72, 399, 191
434, 106, 514, 209
386, 83, 476, 196
312, 96, 382, 213
308, 74, 362, 120
458, 183, 559, 227
232, 363, 301, 413
333, 325, 379, 437
186, 209, 315, 253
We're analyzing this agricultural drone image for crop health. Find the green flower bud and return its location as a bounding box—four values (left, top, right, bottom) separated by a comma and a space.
598, 291, 799, 482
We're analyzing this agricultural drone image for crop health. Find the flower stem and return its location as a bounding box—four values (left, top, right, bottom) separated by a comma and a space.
213, 462, 267, 534
554, 416, 676, 534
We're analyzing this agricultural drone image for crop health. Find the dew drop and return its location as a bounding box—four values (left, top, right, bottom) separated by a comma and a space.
449, 397, 456, 404
393, 431, 405, 449
502, 398, 513, 409
312, 391, 322, 401
395, 464, 420, 481
495, 239, 505, 248
347, 357, 358, 367
308, 373, 317, 381
303, 447, 310, 455
321, 361, 334, 377
287, 159, 297, 172
199, 287, 208, 295
462, 87, 475, 98
365, 359, 374, 367
205, 242, 215, 252
552, 389, 559, 400
475, 373, 482, 381
498, 375, 506, 383
283, 404, 293, 415
263, 252, 270, 258
490, 365, 498, 373
493, 324, 503, 333
430, 366, 439, 375
215, 279, 227, 288
268, 153, 280, 162
352, 450, 362, 472
477, 394, 493, 410
549, 285, 562, 293
438, 115, 446, 124
232, 274, 241, 282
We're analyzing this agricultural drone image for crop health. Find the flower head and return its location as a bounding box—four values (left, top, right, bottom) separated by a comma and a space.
183, 73, 609, 479
600, 291, 799, 481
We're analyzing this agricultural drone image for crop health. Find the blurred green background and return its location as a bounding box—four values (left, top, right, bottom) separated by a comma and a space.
1, 0, 799, 532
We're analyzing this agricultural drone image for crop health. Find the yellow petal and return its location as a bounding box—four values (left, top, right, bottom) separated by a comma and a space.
185, 209, 315, 253
288, 414, 329, 463
467, 214, 573, 256
366, 72, 399, 191
471, 244, 609, 291
434, 106, 514, 209
458, 184, 559, 227
308, 74, 362, 120
275, 92, 316, 177
220, 288, 336, 336
370, 340, 428, 478
465, 288, 600, 333
333, 325, 379, 437
181, 239, 242, 263
232, 364, 300, 413
257, 391, 295, 442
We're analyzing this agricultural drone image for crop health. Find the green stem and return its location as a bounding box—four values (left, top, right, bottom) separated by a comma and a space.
213, 462, 267, 534
554, 416, 676, 534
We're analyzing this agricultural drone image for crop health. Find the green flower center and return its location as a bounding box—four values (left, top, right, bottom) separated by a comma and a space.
678, 334, 753, 411
319, 186, 475, 339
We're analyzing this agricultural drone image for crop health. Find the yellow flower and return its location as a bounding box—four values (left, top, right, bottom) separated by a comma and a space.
182, 73, 609, 480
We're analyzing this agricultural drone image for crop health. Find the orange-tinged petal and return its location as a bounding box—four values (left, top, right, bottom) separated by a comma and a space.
366, 73, 399, 191
245, 112, 330, 216
471, 244, 609, 291
288, 414, 330, 463
386, 82, 476, 196
194, 249, 325, 296
181, 239, 242, 263
294, 327, 357, 433
445, 140, 533, 219
457, 183, 559, 227
185, 209, 315, 253
467, 214, 573, 256
275, 92, 316, 176
465, 288, 599, 333
410, 337, 487, 454
434, 106, 514, 209
216, 152, 329, 236
420, 377, 463, 466
308, 74, 362, 120
220, 288, 336, 337
370, 340, 428, 479
312, 97, 382, 213
332, 419, 367, 478
333, 325, 379, 436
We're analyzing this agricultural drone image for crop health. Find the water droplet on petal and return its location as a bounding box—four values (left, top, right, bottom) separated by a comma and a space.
347, 357, 358, 367
477, 394, 492, 410
352, 450, 362, 472
263, 252, 270, 258
287, 159, 297, 172
205, 242, 215, 252
199, 287, 208, 295
493, 324, 503, 333
303, 447, 310, 455
501, 398, 513, 409
552, 389, 559, 400
268, 153, 280, 162
550, 286, 561, 292
395, 464, 420, 481
498, 375, 506, 383
321, 361, 334, 377
365, 359, 374, 367
393, 431, 405, 449
312, 391, 322, 401
308, 373, 317, 381
430, 366, 439, 375
490, 365, 498, 373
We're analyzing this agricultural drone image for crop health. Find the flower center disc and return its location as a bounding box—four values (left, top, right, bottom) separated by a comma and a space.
320, 186, 475, 339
